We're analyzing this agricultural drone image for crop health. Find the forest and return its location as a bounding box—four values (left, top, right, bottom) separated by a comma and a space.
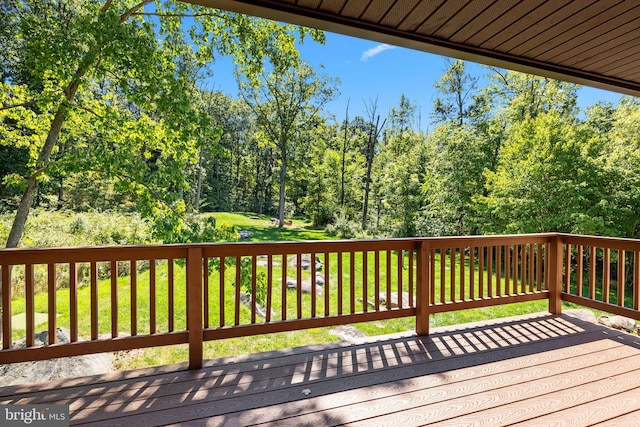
2, 0, 640, 249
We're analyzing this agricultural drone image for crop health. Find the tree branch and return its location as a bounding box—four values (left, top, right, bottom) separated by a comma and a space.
101, 0, 113, 14
0, 101, 35, 111
133, 11, 225, 18
120, 0, 155, 23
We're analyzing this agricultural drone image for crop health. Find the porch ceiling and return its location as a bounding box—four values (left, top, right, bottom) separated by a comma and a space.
184, 0, 640, 97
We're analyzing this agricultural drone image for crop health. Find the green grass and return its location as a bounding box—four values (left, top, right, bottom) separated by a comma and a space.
7, 211, 585, 371
212, 212, 335, 241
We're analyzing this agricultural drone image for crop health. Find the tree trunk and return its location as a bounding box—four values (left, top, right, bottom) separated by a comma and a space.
6, 108, 68, 248
194, 147, 204, 212
278, 147, 287, 227
340, 103, 349, 207
4, 1, 151, 248
362, 115, 383, 231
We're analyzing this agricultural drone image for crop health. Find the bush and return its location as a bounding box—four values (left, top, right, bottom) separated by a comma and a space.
325, 211, 364, 239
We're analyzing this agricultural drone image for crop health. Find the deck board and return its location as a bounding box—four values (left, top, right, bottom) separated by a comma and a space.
2, 312, 640, 426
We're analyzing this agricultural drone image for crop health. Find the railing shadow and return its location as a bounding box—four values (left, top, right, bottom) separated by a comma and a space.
1, 312, 637, 425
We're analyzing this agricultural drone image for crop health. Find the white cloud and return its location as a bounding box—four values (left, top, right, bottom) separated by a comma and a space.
360, 43, 396, 61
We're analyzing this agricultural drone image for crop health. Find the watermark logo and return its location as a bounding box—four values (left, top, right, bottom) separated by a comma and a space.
1, 405, 69, 426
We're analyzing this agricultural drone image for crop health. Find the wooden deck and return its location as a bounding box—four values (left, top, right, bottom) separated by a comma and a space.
2, 312, 640, 426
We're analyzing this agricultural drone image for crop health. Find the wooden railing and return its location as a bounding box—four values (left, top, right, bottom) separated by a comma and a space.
0, 233, 637, 369
561, 234, 640, 321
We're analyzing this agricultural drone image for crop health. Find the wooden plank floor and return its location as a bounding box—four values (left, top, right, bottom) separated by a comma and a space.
2, 312, 640, 426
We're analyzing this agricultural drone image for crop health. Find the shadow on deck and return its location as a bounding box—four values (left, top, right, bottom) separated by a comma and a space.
2, 312, 640, 426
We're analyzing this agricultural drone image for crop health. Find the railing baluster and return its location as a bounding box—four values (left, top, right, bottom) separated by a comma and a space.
487, 246, 495, 298
496, 246, 502, 297
362, 251, 368, 312
397, 250, 403, 308
409, 249, 414, 307
235, 256, 241, 325
544, 243, 550, 291
219, 257, 225, 327
429, 248, 436, 305
91, 262, 98, 340
603, 248, 610, 303
26, 264, 34, 347
505, 245, 511, 295
511, 245, 520, 295
470, 246, 475, 300
528, 244, 535, 293
565, 243, 572, 293
324, 252, 330, 316
338, 252, 343, 314
266, 254, 273, 322
282, 254, 287, 321
150, 259, 157, 334
520, 244, 526, 293
111, 261, 118, 338
589, 247, 596, 300
374, 250, 380, 311
48, 263, 56, 344
296, 253, 302, 319
618, 249, 625, 307
386, 250, 392, 309
69, 262, 78, 342
440, 249, 445, 303
251, 255, 257, 323
479, 246, 485, 298
460, 247, 465, 301
168, 258, 174, 332
635, 251, 640, 311
202, 258, 208, 329
450, 248, 455, 302
311, 251, 317, 317
2, 264, 10, 349
576, 246, 583, 297
537, 244, 543, 292
350, 252, 356, 314
131, 260, 137, 336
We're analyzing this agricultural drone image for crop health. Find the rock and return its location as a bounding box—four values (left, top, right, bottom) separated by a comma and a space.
598, 315, 612, 328
286, 278, 323, 296
288, 254, 323, 271
238, 230, 251, 239
238, 292, 269, 318
564, 309, 597, 324
611, 315, 636, 332
598, 315, 637, 332
378, 291, 411, 308
1, 328, 112, 386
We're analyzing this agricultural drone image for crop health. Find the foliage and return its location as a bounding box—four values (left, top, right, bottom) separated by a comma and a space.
0, 209, 152, 248
0, 0, 326, 248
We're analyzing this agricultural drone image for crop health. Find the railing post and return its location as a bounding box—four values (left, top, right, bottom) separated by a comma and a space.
187, 247, 203, 370
416, 240, 430, 335
548, 235, 563, 315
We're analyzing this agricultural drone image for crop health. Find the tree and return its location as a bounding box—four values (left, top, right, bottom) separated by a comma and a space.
0, 0, 324, 247
361, 98, 385, 230
478, 111, 596, 234
432, 59, 482, 126
237, 62, 338, 227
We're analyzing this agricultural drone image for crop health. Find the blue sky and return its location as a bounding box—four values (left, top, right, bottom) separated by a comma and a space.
207, 31, 626, 127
